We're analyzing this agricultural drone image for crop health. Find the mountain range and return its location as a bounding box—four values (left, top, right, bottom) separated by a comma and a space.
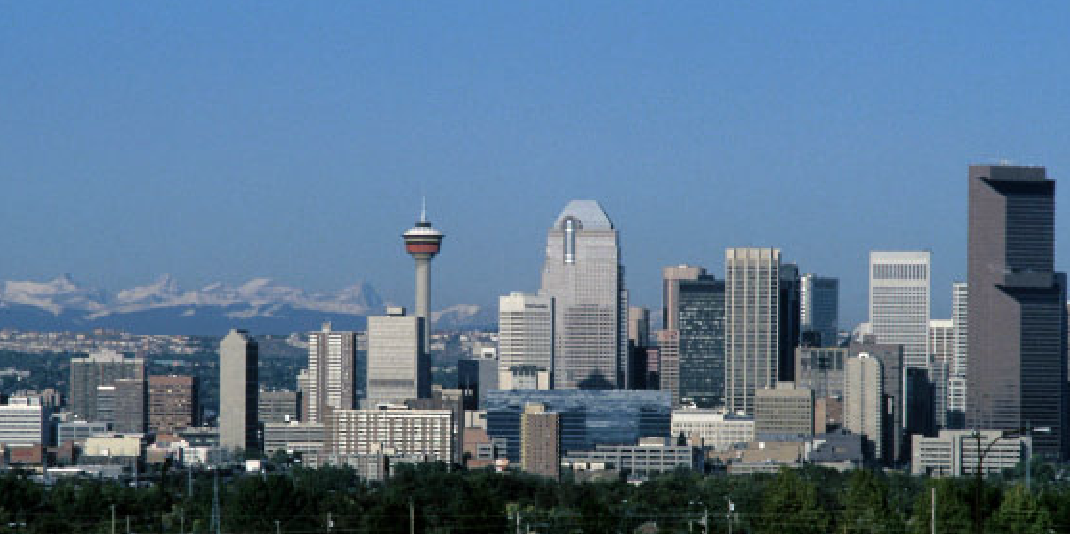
0, 274, 494, 335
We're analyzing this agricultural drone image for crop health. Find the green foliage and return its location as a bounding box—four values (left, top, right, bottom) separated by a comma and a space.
988, 484, 1051, 534
5, 463, 1070, 533
756, 467, 829, 534
841, 469, 904, 533
910, 478, 971, 534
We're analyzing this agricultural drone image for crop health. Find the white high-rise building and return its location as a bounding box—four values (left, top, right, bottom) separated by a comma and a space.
220, 329, 259, 452
800, 274, 839, 347
539, 200, 627, 390
0, 396, 48, 447
306, 323, 359, 423
868, 251, 931, 371
365, 307, 429, 406
497, 292, 554, 389
948, 282, 968, 425
845, 354, 884, 461
929, 319, 954, 429
724, 247, 781, 415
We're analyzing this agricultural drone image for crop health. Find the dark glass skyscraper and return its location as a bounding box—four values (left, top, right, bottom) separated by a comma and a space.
966, 164, 1067, 459
675, 274, 725, 408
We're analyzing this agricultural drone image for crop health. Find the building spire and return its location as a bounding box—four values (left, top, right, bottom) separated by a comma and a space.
420, 196, 427, 223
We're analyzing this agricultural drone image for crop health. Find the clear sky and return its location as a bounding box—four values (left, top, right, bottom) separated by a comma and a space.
3, 2, 1070, 327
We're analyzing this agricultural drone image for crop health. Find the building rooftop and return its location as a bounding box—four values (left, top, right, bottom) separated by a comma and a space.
553, 200, 613, 230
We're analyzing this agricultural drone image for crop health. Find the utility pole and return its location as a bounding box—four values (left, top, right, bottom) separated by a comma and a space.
726, 499, 734, 534
931, 486, 936, 534
111, 505, 116, 534
703, 507, 709, 534
180, 509, 185, 534
125, 515, 130, 534
516, 509, 521, 534
211, 470, 221, 534
410, 498, 415, 534
275, 519, 281, 534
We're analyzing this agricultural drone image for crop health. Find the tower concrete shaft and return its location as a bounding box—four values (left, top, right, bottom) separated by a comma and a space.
415, 257, 430, 327
403, 205, 443, 348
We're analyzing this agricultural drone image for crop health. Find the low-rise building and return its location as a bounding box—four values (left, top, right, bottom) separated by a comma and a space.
561, 438, 704, 480
912, 430, 1031, 477
805, 430, 864, 471
259, 389, 301, 424
671, 409, 754, 450
326, 407, 453, 463
754, 385, 814, 440
263, 421, 325, 458
57, 421, 109, 445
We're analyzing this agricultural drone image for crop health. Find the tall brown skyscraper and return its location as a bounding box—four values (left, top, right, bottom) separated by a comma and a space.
149, 375, 199, 434
520, 403, 560, 480
966, 164, 1067, 459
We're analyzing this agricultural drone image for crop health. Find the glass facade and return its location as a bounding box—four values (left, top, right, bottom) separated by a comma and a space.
795, 347, 847, 399
484, 390, 671, 462
677, 277, 725, 408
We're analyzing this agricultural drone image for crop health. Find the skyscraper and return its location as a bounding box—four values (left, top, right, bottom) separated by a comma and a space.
663, 265, 706, 331
403, 202, 444, 348
148, 375, 199, 435
868, 251, 931, 371
725, 247, 780, 415
929, 319, 954, 429
966, 164, 1067, 459
844, 354, 884, 461
800, 274, 839, 347
220, 329, 259, 452
69, 349, 145, 422
365, 307, 429, 405
655, 329, 680, 406
306, 323, 359, 422
947, 282, 968, 428
627, 306, 651, 390
540, 200, 627, 389
520, 403, 560, 480
497, 292, 554, 389
661, 267, 726, 408
849, 340, 904, 465
779, 263, 801, 381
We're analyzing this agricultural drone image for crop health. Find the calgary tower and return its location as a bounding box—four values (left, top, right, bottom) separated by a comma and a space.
402, 200, 443, 346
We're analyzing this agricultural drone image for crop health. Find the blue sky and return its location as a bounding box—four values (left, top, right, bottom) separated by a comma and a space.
3, 2, 1070, 327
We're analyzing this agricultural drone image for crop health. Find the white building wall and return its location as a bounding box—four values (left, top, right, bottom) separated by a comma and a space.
868, 251, 931, 371
725, 247, 780, 415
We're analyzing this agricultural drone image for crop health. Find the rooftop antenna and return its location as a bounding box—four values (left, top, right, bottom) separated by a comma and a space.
420, 196, 427, 223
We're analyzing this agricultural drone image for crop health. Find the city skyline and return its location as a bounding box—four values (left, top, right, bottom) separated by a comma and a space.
5, 4, 1070, 329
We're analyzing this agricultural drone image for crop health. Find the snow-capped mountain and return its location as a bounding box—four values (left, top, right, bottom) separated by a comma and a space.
0, 274, 485, 334
431, 304, 496, 330
2, 274, 106, 315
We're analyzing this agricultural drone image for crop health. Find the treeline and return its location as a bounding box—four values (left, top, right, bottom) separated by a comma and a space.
0, 464, 1067, 533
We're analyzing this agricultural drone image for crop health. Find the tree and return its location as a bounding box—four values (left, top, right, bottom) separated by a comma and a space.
840, 469, 903, 533
757, 467, 828, 534
987, 484, 1051, 534
910, 478, 971, 534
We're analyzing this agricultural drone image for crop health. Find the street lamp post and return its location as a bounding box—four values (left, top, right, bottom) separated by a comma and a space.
970, 425, 1047, 534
